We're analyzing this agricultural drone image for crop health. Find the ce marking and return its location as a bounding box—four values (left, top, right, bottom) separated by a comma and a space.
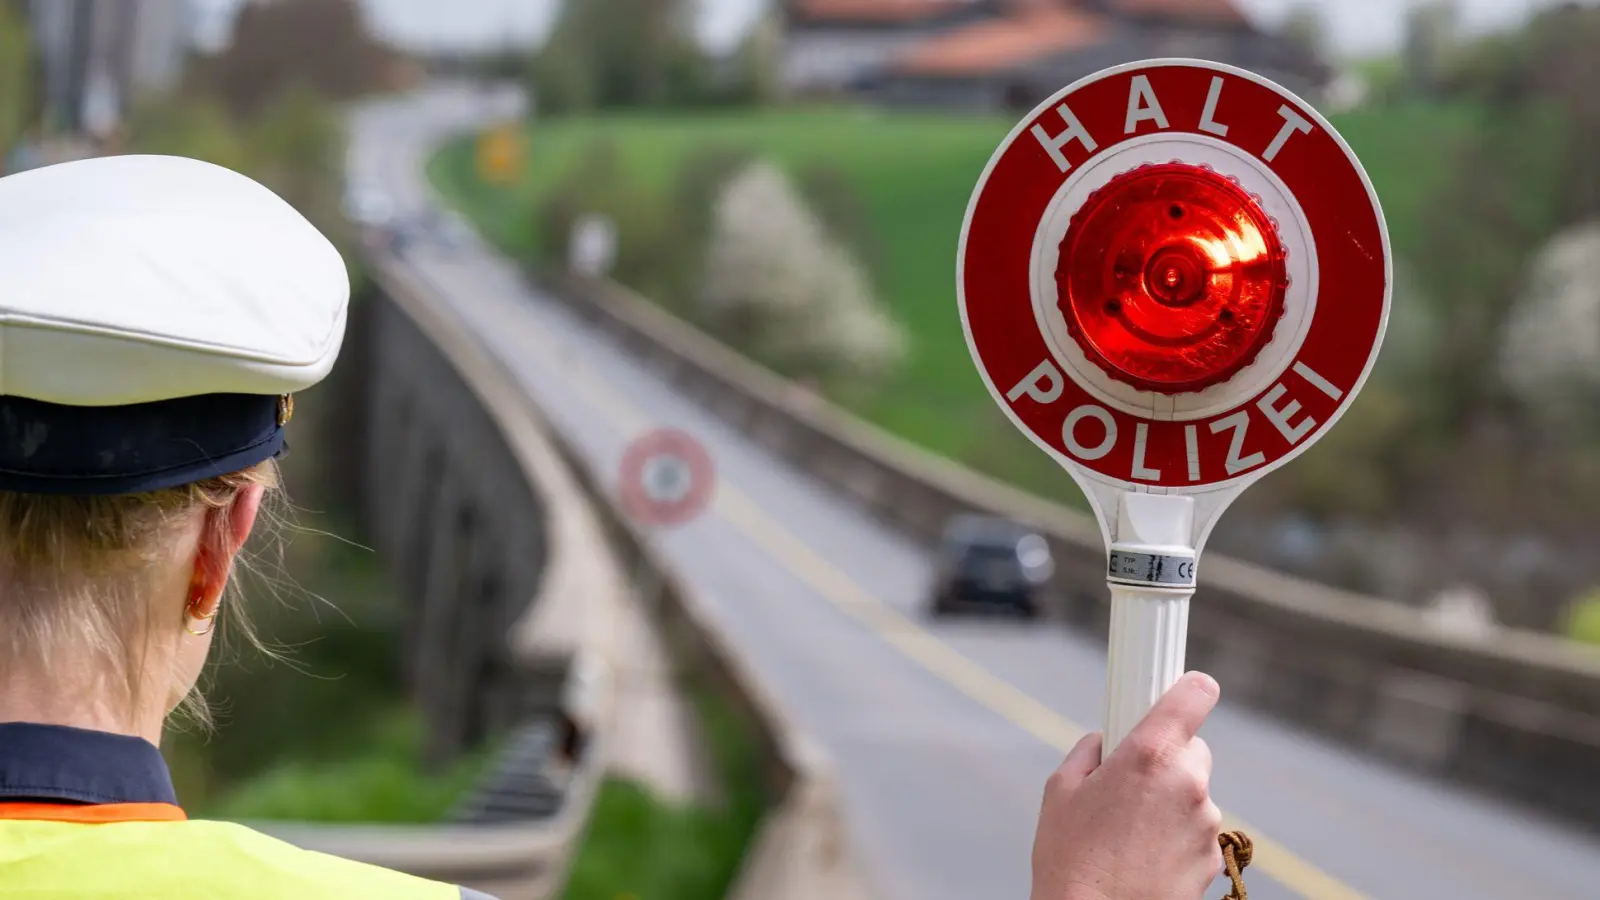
1107, 551, 1197, 588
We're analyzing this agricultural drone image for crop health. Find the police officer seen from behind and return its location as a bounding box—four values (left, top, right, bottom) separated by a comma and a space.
0, 154, 1225, 899
0, 155, 496, 899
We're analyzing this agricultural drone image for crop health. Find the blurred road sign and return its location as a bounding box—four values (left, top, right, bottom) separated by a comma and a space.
960, 59, 1389, 500
619, 428, 715, 528
476, 124, 523, 185
570, 214, 617, 277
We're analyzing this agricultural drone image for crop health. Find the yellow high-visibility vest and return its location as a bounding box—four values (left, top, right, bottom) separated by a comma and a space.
0, 804, 467, 899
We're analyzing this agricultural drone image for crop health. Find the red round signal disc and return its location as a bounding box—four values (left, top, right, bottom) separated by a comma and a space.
1056, 162, 1288, 394
959, 60, 1389, 491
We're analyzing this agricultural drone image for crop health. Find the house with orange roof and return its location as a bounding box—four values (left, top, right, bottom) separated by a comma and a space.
779, 0, 1329, 111
780, 0, 1001, 94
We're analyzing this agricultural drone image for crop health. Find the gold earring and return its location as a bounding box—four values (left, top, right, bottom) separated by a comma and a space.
185, 609, 216, 637
185, 591, 217, 637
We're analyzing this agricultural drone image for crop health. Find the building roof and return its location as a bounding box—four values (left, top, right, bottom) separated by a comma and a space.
892, 7, 1108, 77
788, 0, 972, 25
1111, 0, 1249, 27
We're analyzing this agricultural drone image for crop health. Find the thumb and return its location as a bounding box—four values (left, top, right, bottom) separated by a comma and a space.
1124, 671, 1221, 753
1051, 732, 1104, 791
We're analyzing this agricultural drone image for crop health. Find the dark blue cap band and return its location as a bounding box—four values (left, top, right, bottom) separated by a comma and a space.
0, 393, 286, 495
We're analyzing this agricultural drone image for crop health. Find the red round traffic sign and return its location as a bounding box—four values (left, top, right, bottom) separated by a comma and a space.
618, 427, 715, 527
959, 59, 1390, 492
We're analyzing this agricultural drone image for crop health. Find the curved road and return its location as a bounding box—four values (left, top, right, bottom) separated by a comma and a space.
348, 86, 1600, 900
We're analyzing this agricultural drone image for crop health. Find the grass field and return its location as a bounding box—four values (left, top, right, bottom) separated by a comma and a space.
430, 103, 1488, 503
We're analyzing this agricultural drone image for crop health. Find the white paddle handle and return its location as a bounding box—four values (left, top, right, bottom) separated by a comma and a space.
1101, 491, 1198, 757
1103, 581, 1193, 755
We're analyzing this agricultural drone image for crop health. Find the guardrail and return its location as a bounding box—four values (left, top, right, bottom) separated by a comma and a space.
288, 253, 878, 899
542, 269, 1600, 829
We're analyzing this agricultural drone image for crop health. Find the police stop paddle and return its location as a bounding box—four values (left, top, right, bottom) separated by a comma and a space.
958, 59, 1391, 753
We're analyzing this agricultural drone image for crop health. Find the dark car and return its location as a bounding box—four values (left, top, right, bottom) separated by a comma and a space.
928, 515, 1054, 619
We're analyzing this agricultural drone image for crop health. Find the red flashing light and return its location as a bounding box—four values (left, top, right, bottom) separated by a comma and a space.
1056, 163, 1288, 394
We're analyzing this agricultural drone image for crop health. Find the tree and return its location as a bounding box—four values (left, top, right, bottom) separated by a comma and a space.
1401, 0, 1458, 98
245, 85, 347, 236
528, 0, 701, 114
1415, 4, 1600, 441
715, 10, 783, 107
1280, 3, 1328, 62
701, 162, 904, 381
200, 0, 398, 119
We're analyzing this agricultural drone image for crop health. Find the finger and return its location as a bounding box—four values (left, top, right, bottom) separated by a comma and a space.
1047, 732, 1103, 794
1128, 671, 1220, 749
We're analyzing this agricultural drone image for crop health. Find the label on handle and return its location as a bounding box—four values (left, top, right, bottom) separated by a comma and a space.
1107, 550, 1196, 588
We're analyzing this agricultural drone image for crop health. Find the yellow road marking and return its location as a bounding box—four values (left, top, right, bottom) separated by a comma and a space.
483, 290, 1367, 900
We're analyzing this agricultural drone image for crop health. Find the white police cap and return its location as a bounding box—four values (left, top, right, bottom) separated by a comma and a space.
0, 154, 349, 495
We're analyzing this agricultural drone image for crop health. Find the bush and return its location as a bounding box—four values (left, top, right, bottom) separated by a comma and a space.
700, 161, 905, 382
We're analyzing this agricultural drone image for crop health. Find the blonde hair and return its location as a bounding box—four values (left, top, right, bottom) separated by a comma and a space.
0, 462, 284, 727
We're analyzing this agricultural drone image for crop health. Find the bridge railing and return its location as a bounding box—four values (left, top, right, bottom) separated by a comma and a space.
543, 269, 1600, 829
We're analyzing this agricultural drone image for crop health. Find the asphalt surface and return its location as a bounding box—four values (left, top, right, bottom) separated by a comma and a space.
347, 85, 1600, 900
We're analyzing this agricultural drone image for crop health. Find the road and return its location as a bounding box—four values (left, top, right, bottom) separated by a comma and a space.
347, 86, 1600, 900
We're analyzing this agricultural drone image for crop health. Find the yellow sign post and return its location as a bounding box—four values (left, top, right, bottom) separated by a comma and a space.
476, 125, 523, 185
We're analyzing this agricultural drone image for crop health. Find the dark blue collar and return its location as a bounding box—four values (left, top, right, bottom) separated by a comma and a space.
0, 722, 178, 806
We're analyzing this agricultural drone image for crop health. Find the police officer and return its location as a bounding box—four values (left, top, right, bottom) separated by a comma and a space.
0, 154, 495, 900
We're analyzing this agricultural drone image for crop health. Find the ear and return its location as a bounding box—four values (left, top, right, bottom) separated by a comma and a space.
188, 484, 266, 619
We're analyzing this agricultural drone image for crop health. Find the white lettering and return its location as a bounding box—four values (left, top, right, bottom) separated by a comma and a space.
1209, 411, 1266, 475
1263, 105, 1314, 163
1184, 424, 1201, 482
1199, 76, 1229, 137
1031, 103, 1099, 173
1124, 75, 1170, 134
1006, 360, 1064, 405
1293, 361, 1344, 400
1131, 423, 1160, 481
1256, 383, 1316, 445
1063, 405, 1117, 461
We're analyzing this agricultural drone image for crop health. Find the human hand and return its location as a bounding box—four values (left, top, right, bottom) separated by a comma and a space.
1030, 672, 1224, 900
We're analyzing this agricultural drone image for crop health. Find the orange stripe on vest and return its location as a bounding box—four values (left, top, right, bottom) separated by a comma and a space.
0, 802, 186, 823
